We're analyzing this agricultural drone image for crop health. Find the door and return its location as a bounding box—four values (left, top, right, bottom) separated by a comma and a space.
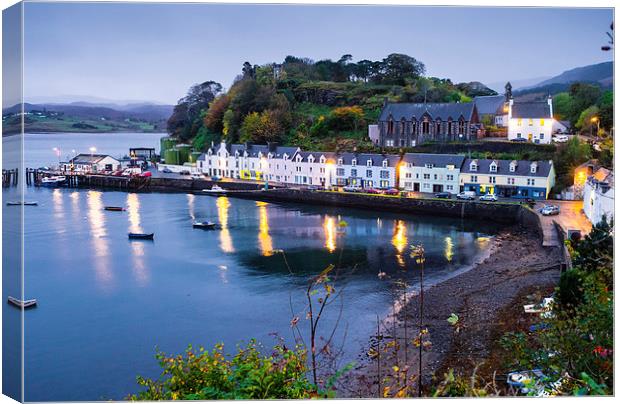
433, 184, 443, 193
413, 182, 420, 192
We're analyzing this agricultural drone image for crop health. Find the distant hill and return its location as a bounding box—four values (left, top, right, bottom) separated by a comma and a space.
2, 102, 173, 135
514, 61, 613, 100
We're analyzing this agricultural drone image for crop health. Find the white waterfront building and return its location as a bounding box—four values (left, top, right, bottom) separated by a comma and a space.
399, 153, 465, 194
507, 96, 555, 144
62, 154, 121, 173
583, 168, 614, 225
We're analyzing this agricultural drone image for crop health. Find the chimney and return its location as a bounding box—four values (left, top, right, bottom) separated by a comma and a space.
383, 97, 388, 107
547, 94, 553, 118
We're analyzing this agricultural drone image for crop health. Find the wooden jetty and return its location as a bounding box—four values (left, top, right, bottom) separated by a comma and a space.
2, 168, 18, 187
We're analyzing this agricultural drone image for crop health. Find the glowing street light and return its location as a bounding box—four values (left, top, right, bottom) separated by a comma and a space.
89, 146, 97, 156
590, 116, 600, 138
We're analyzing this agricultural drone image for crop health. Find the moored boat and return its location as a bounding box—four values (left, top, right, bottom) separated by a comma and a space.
104, 206, 126, 211
6, 201, 38, 206
193, 221, 219, 230
128, 232, 154, 240
7, 296, 37, 309
202, 185, 227, 195
40, 175, 66, 187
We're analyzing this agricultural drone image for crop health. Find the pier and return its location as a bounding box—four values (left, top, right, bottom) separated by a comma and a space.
2, 168, 18, 187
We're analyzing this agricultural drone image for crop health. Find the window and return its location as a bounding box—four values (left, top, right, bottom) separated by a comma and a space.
517, 133, 522, 138
508, 178, 515, 185
490, 164, 497, 172
319, 167, 325, 174
470, 163, 477, 171
527, 178, 536, 186
366, 160, 372, 167
405, 173, 412, 178
336, 168, 345, 176
351, 159, 357, 166
382, 160, 388, 168
489, 176, 496, 184
423, 173, 430, 180
411, 140, 416, 147
387, 119, 394, 134
447, 174, 454, 181
530, 163, 537, 174
509, 163, 516, 172
435, 121, 441, 134
422, 119, 430, 134
386, 139, 394, 147
470, 175, 478, 182
458, 120, 465, 134
366, 170, 372, 178
425, 163, 434, 169
447, 120, 452, 135
423, 183, 430, 189
433, 174, 438, 180
380, 170, 389, 179
320, 156, 325, 164
351, 169, 357, 177
540, 119, 545, 126
539, 133, 544, 139
337, 158, 343, 166
401, 120, 406, 135
446, 185, 453, 191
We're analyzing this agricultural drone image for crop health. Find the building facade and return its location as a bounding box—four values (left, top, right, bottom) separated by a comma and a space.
376, 101, 480, 147
399, 153, 464, 194
507, 97, 554, 144
62, 154, 121, 173
583, 168, 614, 225
459, 158, 555, 199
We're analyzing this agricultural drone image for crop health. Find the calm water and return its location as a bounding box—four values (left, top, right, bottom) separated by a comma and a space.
3, 133, 503, 401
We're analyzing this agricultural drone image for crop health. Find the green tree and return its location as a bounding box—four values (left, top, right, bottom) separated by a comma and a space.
575, 105, 600, 133
552, 92, 572, 120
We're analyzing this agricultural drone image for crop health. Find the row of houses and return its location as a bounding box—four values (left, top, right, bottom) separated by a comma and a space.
197, 142, 556, 199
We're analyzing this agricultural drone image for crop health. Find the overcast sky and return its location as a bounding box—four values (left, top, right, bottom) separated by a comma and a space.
20, 2, 614, 105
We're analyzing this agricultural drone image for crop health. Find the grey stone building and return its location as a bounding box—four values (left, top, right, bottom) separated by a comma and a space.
376, 101, 480, 147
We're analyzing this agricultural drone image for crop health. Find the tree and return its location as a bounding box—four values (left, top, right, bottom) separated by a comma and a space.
575, 105, 600, 133
166, 81, 222, 140
381, 53, 426, 85
552, 92, 572, 120
329, 106, 365, 132
568, 83, 601, 124
240, 110, 283, 143
596, 90, 613, 130
204, 95, 229, 135
242, 61, 256, 79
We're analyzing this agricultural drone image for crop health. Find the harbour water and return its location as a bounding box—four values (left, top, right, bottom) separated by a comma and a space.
3, 133, 504, 401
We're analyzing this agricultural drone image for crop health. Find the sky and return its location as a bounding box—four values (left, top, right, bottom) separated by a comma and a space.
14, 2, 615, 105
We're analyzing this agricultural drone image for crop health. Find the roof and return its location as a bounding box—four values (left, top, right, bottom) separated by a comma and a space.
69, 154, 117, 164
293, 151, 339, 162
379, 102, 476, 121
474, 95, 505, 115
338, 152, 400, 167
461, 158, 553, 178
229, 144, 299, 159
592, 167, 613, 183
402, 153, 465, 168
511, 102, 552, 119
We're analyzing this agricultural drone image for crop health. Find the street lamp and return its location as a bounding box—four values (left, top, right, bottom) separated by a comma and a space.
89, 146, 97, 156
590, 116, 600, 138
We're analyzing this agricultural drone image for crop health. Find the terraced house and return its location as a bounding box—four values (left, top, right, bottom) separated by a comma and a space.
459, 158, 555, 199
507, 97, 554, 144
399, 153, 465, 194
376, 101, 481, 147
336, 153, 400, 189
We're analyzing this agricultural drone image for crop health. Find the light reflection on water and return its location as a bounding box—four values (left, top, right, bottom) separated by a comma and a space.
127, 193, 148, 286
323, 216, 337, 253
216, 196, 234, 253
257, 201, 274, 256
392, 220, 408, 267
86, 190, 112, 289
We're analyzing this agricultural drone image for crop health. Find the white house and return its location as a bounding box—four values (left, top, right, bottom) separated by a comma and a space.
459, 158, 556, 199
62, 154, 121, 173
399, 153, 464, 194
291, 151, 339, 188
368, 124, 380, 145
337, 153, 400, 189
507, 96, 554, 144
583, 168, 614, 225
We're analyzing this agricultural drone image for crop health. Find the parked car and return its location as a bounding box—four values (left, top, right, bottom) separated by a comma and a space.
365, 188, 382, 194
552, 135, 569, 143
383, 188, 400, 196
435, 192, 451, 199
211, 175, 222, 182
191, 174, 203, 180
179, 170, 191, 176
456, 191, 476, 200
161, 167, 172, 174
306, 185, 320, 191
343, 185, 362, 193
479, 194, 498, 202
140, 171, 152, 178
511, 137, 527, 142
541, 205, 560, 216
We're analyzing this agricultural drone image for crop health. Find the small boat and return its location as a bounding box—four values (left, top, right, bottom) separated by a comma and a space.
104, 206, 126, 212
6, 201, 38, 206
128, 232, 154, 240
193, 221, 219, 230
40, 175, 66, 187
202, 185, 227, 195
7, 296, 37, 309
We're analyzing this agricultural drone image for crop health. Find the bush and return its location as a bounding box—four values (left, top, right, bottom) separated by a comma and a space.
129, 340, 318, 400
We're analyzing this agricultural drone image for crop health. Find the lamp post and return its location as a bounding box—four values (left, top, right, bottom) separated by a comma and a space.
590, 116, 600, 138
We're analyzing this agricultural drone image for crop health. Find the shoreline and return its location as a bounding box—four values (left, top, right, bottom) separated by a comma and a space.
341, 225, 562, 397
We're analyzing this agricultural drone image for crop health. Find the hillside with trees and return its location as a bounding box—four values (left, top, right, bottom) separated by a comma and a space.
166, 54, 497, 152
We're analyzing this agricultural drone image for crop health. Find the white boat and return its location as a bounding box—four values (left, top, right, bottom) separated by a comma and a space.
193, 221, 219, 230
7, 296, 37, 309
202, 185, 227, 194
40, 175, 66, 187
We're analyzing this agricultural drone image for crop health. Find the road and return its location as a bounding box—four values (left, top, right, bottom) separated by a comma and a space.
534, 200, 592, 247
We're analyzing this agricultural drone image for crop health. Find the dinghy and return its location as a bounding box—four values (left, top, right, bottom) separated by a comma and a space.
104, 206, 126, 211
193, 221, 219, 230
128, 232, 154, 240
6, 201, 38, 206
7, 296, 37, 309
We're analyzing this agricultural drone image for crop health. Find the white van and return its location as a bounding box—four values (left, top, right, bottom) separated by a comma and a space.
456, 191, 476, 200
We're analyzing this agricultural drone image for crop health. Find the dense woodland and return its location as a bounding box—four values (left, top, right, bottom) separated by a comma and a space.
166, 54, 497, 152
